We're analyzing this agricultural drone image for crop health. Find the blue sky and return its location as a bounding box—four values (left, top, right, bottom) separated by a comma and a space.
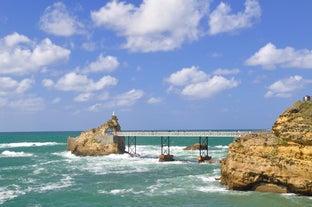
1, 0, 312, 131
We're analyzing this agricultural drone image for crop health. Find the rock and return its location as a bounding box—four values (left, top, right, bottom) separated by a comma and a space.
184, 143, 208, 150
67, 114, 125, 156
272, 101, 312, 145
221, 100, 312, 196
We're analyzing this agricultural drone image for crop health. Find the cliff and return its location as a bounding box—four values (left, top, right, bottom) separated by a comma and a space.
221, 100, 312, 195
67, 115, 125, 156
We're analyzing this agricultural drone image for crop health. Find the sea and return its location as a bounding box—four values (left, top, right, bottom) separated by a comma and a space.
0, 131, 311, 207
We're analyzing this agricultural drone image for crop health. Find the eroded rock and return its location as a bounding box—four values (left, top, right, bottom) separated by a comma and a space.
67, 114, 125, 156
221, 100, 312, 195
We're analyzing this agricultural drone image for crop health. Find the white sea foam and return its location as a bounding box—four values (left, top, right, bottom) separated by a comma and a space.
53, 151, 79, 160
1, 150, 34, 157
196, 185, 227, 193
0, 185, 26, 205
38, 175, 73, 192
0, 142, 63, 149
214, 145, 229, 149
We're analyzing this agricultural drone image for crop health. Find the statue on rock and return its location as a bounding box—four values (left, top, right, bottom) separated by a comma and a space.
67, 113, 125, 156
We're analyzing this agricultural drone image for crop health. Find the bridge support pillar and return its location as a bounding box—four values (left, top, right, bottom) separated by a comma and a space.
159, 136, 174, 162
127, 136, 136, 156
197, 136, 211, 163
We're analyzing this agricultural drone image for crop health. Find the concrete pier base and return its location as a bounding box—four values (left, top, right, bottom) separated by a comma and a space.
197, 155, 212, 163
159, 154, 174, 162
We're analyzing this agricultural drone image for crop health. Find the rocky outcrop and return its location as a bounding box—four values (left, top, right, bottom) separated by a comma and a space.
221, 100, 312, 195
272, 100, 312, 145
67, 114, 125, 156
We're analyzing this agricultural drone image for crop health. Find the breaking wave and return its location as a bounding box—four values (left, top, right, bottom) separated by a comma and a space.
1, 150, 34, 157
0, 142, 63, 149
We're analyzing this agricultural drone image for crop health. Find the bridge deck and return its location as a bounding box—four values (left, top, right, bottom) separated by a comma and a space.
115, 131, 246, 137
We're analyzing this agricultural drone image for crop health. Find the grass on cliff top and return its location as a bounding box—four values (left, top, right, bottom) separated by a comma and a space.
286, 101, 312, 123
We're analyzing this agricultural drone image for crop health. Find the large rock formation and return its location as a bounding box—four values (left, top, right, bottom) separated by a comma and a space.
272, 100, 312, 145
67, 114, 125, 156
221, 100, 312, 195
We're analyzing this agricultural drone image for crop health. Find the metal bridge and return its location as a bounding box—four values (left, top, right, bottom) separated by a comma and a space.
115, 130, 244, 137
114, 130, 248, 162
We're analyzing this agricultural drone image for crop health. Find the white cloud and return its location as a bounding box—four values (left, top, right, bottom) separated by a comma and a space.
74, 93, 94, 102
87, 103, 103, 112
265, 75, 308, 98
0, 33, 70, 75
0, 77, 45, 112
245, 43, 312, 69
0, 77, 33, 96
113, 89, 144, 107
42, 79, 54, 88
147, 97, 163, 104
88, 89, 144, 111
40, 2, 85, 36
165, 66, 209, 86
3, 32, 30, 47
209, 0, 261, 35
82, 54, 119, 73
45, 72, 118, 92
91, 0, 207, 52
8, 97, 45, 112
166, 66, 239, 99
181, 76, 239, 99
213, 68, 240, 75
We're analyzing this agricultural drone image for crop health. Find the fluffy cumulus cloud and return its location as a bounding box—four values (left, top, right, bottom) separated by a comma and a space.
165, 66, 209, 86
82, 54, 119, 73
166, 66, 239, 99
265, 75, 310, 98
0, 77, 33, 96
0, 77, 44, 112
91, 0, 207, 52
43, 72, 118, 92
40, 2, 85, 36
245, 43, 312, 69
0, 33, 70, 75
208, 0, 261, 35
90, 0, 261, 52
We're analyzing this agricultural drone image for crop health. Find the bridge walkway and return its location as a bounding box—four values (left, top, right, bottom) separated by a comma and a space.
115, 131, 246, 162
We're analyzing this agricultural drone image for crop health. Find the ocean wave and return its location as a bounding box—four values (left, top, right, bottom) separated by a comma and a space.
214, 145, 229, 149
37, 175, 73, 192
196, 185, 227, 193
0, 185, 26, 205
0, 142, 63, 149
1, 150, 34, 157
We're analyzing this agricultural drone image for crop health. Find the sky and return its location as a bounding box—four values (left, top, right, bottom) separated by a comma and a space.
1, 0, 312, 132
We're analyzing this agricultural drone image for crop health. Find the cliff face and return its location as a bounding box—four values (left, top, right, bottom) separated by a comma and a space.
221, 101, 312, 195
67, 115, 125, 156
272, 101, 312, 145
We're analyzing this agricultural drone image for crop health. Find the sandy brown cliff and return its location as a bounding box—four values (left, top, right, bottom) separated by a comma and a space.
67, 115, 125, 156
221, 100, 312, 195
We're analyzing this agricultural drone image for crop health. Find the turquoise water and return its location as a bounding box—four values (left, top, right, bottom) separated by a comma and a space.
0, 131, 311, 207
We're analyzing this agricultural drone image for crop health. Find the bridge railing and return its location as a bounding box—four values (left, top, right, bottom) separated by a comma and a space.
115, 131, 249, 137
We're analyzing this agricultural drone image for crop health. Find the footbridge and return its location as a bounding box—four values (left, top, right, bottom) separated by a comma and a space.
115, 130, 248, 162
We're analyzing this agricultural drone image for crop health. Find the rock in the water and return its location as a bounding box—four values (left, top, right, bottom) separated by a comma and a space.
221, 100, 312, 196
184, 143, 208, 150
67, 114, 125, 156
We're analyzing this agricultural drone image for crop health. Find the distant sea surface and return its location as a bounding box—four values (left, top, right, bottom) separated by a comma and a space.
0, 131, 311, 207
